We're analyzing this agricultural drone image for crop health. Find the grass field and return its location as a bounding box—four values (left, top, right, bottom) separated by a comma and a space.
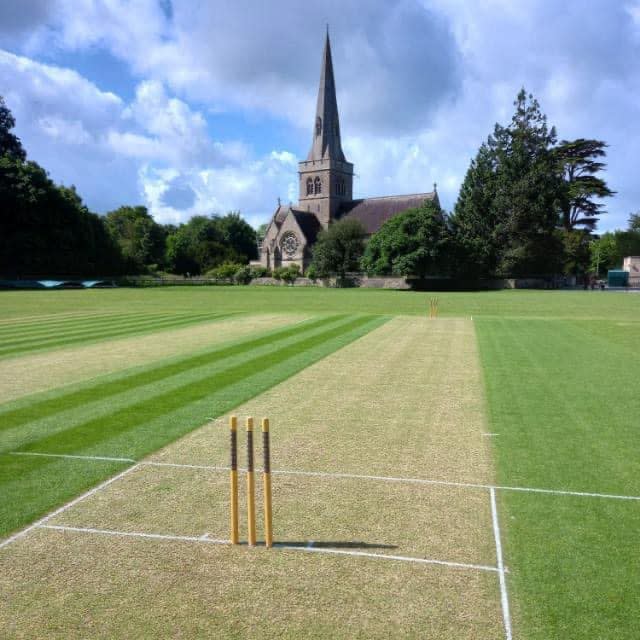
0, 287, 638, 639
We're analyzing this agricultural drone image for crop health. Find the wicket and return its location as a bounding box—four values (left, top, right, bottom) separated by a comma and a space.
229, 415, 273, 548
429, 297, 439, 318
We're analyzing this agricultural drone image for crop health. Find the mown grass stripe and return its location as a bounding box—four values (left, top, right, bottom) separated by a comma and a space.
0, 311, 159, 339
0, 313, 236, 359
0, 313, 173, 343
18, 315, 374, 456
0, 311, 225, 352
1, 314, 386, 539
0, 315, 338, 433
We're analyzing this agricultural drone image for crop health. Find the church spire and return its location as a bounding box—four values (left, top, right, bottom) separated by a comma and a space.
307, 30, 346, 162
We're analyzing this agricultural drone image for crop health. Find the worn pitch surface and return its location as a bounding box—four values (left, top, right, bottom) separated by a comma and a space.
0, 317, 505, 639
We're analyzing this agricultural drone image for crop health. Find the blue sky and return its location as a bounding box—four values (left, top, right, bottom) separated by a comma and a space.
1, 0, 639, 231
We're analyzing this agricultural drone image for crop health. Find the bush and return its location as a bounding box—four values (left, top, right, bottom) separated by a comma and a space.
234, 265, 252, 285
206, 261, 244, 281
249, 265, 270, 279
272, 264, 300, 285
305, 264, 317, 282
281, 264, 301, 285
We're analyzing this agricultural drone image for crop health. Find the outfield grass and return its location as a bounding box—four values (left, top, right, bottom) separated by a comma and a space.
1, 286, 639, 322
476, 317, 640, 639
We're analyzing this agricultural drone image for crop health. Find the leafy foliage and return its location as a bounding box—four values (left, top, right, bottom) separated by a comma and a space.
362, 200, 450, 277
0, 96, 26, 161
589, 217, 640, 276
555, 138, 615, 231
165, 212, 257, 275
104, 206, 166, 273
311, 219, 366, 280
0, 156, 124, 276
453, 89, 593, 278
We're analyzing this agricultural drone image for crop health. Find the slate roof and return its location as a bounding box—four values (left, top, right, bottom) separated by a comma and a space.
338, 192, 438, 235
292, 210, 322, 245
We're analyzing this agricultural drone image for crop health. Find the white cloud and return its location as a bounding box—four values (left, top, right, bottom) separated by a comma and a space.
0, 49, 296, 224
2, 1, 640, 230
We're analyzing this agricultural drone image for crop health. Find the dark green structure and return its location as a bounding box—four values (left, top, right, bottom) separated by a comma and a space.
607, 270, 629, 287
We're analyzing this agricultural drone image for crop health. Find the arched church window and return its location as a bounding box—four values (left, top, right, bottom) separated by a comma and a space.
306, 177, 313, 195
315, 117, 322, 137
314, 176, 321, 195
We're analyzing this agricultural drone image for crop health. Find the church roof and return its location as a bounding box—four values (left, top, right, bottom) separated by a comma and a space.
291, 210, 322, 245
338, 192, 438, 235
306, 31, 347, 163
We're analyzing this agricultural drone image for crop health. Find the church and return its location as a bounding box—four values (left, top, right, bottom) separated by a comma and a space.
256, 32, 439, 273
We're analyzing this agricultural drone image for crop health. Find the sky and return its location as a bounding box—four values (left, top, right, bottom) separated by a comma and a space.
1, 0, 639, 231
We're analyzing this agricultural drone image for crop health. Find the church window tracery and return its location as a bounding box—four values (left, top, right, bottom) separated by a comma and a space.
314, 176, 322, 194
281, 232, 299, 257
306, 177, 313, 195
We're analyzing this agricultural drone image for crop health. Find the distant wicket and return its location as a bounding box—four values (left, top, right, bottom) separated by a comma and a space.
229, 415, 273, 548
429, 297, 439, 318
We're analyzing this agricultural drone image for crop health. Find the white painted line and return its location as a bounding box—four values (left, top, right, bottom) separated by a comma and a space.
200, 532, 210, 540
493, 483, 640, 501
34, 524, 498, 572
38, 524, 498, 572
145, 461, 230, 472
40, 524, 228, 545
11, 453, 640, 502
0, 464, 140, 551
490, 488, 513, 640
277, 544, 500, 573
482, 433, 500, 437
10, 451, 135, 463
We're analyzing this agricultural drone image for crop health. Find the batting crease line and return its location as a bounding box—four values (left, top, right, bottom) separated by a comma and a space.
143, 461, 640, 502
40, 524, 228, 545
10, 451, 135, 463
8, 452, 640, 502
0, 464, 140, 551
37, 524, 498, 572
490, 487, 513, 640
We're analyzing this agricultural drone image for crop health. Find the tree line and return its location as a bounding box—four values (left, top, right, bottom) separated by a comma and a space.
2, 90, 635, 283
0, 96, 257, 278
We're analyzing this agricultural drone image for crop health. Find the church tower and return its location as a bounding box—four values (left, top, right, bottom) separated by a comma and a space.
298, 31, 354, 228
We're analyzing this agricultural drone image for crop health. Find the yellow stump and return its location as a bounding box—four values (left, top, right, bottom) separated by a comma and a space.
262, 418, 273, 548
229, 415, 239, 545
246, 417, 257, 547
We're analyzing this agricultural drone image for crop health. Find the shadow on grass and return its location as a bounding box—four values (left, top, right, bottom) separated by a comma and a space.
277, 541, 398, 550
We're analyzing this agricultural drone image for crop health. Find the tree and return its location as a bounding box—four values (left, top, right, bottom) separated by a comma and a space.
104, 205, 166, 272
165, 216, 240, 275
561, 229, 591, 279
450, 143, 499, 278
0, 96, 26, 161
215, 211, 258, 262
362, 200, 450, 277
0, 156, 124, 276
452, 89, 565, 278
311, 219, 366, 281
628, 212, 640, 232
555, 139, 615, 231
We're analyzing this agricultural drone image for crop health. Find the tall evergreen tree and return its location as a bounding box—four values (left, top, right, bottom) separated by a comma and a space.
555, 138, 615, 231
453, 89, 565, 278
450, 143, 499, 277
